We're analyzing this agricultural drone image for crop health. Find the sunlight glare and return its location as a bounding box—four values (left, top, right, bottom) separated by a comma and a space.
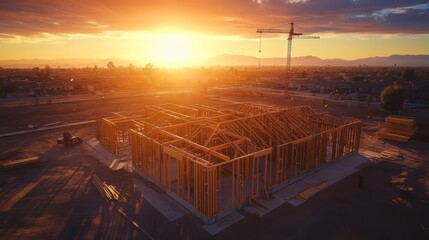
152, 33, 196, 67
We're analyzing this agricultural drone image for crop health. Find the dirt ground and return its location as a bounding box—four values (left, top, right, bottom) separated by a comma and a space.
1, 90, 428, 240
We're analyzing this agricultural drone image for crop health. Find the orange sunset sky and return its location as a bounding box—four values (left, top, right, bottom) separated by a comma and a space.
0, 0, 428, 66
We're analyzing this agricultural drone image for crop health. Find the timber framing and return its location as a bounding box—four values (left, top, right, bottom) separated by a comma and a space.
98, 103, 361, 222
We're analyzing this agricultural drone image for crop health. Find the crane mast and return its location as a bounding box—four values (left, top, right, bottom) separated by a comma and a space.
257, 22, 319, 97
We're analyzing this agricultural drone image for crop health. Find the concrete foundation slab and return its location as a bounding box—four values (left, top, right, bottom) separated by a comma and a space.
133, 181, 185, 222
85, 137, 131, 171
277, 153, 369, 206
245, 153, 370, 214
203, 212, 244, 236
243, 196, 286, 216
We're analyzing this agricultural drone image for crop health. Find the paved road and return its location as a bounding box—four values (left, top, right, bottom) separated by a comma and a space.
0, 89, 195, 108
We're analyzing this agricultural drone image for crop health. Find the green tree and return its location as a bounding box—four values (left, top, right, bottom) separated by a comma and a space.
380, 84, 405, 114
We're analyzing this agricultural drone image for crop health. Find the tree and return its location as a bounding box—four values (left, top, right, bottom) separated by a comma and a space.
145, 63, 153, 69
45, 64, 51, 76
107, 61, 115, 69
144, 63, 153, 75
380, 84, 405, 114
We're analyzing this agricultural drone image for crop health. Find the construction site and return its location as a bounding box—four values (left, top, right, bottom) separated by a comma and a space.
1, 90, 429, 239
1, 17, 428, 239
97, 102, 361, 221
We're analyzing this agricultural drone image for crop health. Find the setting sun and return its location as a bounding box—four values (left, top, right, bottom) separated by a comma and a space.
151, 33, 196, 67
0, 1, 428, 66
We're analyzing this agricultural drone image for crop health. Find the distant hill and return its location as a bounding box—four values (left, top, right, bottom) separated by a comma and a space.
0, 58, 143, 69
204, 54, 429, 67
0, 54, 428, 68
351, 55, 429, 67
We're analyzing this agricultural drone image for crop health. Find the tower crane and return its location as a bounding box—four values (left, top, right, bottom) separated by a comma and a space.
257, 22, 319, 97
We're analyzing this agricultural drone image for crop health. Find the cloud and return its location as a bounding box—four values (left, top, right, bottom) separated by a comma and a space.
0, 0, 428, 39
287, 0, 309, 3
352, 3, 429, 21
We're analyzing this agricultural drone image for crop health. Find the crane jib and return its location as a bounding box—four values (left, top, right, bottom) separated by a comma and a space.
256, 22, 319, 97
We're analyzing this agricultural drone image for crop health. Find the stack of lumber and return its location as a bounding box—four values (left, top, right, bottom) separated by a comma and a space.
379, 150, 403, 161
379, 115, 416, 143
92, 174, 127, 203
0, 156, 40, 169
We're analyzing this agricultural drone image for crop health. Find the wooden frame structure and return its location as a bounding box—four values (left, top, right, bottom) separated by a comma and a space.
98, 103, 361, 222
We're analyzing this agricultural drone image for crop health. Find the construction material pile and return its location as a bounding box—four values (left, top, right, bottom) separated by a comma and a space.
379, 150, 403, 161
379, 115, 416, 143
92, 174, 127, 203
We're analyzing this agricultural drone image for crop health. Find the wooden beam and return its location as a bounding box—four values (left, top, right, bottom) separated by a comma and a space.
100, 103, 362, 220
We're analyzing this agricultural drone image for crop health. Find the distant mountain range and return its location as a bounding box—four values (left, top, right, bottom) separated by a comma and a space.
0, 58, 141, 69
0, 54, 428, 68
203, 54, 429, 67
